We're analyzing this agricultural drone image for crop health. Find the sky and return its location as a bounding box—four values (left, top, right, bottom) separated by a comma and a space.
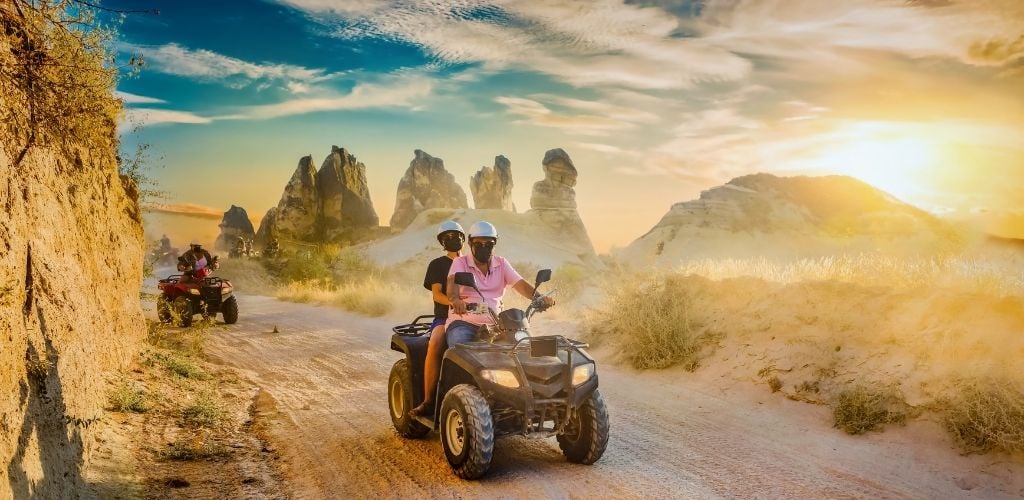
107, 0, 1024, 251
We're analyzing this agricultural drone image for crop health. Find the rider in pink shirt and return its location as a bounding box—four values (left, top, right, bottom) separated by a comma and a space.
409, 220, 555, 417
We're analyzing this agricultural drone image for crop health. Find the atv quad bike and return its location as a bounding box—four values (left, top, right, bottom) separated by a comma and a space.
387, 269, 609, 479
157, 269, 238, 327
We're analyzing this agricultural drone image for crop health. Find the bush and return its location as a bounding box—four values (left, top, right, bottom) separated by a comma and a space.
181, 392, 224, 428
150, 351, 208, 380
108, 380, 148, 413
944, 380, 1024, 454
584, 274, 718, 370
832, 385, 909, 435
281, 253, 332, 283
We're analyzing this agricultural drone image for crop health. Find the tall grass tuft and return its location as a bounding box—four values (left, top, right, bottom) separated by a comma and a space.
585, 274, 719, 370
831, 385, 909, 435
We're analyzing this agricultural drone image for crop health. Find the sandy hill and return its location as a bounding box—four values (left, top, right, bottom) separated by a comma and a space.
619, 173, 963, 266
356, 208, 602, 273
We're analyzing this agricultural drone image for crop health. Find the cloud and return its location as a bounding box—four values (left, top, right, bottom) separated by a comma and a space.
120, 108, 212, 132
231, 74, 433, 119
968, 34, 1024, 65
119, 42, 325, 85
494, 96, 637, 136
143, 202, 223, 220
114, 91, 166, 104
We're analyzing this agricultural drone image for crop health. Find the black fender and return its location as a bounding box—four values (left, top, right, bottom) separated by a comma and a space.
390, 333, 431, 405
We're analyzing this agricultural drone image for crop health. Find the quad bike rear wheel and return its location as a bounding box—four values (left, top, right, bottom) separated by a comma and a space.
172, 296, 193, 327
440, 384, 494, 479
157, 296, 172, 323
557, 389, 610, 464
388, 360, 430, 439
222, 296, 239, 324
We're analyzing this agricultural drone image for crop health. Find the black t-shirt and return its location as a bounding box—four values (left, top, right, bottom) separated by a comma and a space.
423, 256, 454, 319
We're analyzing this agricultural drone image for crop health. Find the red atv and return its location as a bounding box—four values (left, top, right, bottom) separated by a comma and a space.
157, 267, 238, 327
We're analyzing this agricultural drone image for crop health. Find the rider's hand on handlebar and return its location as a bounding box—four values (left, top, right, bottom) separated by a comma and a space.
541, 295, 556, 309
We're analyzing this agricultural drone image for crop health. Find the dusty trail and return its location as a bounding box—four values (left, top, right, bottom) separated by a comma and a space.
205, 295, 1023, 499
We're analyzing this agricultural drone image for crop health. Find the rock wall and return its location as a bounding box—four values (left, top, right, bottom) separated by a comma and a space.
0, 141, 145, 498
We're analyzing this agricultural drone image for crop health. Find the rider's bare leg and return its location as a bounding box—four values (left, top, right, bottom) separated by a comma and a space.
412, 324, 446, 416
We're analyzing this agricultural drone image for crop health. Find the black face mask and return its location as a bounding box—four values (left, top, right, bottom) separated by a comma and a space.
442, 238, 463, 252
471, 242, 494, 263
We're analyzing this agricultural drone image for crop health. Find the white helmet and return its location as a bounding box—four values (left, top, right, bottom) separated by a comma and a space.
468, 221, 498, 240
436, 220, 465, 242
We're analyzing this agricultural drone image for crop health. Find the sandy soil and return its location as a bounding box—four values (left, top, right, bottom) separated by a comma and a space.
203, 294, 1024, 499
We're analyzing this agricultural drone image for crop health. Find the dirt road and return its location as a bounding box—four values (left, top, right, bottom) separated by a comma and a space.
204, 295, 1024, 499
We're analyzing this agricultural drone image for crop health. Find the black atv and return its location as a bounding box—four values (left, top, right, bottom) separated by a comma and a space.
387, 269, 609, 479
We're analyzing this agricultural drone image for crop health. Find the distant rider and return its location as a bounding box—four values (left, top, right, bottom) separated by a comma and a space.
410, 220, 465, 417
178, 242, 218, 281
160, 234, 171, 251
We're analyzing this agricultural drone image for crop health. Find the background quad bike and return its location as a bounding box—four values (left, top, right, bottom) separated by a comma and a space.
157, 274, 238, 327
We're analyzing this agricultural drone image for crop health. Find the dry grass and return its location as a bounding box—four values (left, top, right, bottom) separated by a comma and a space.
944, 379, 1024, 454
672, 254, 1024, 297
831, 385, 910, 435
584, 274, 721, 370
181, 392, 225, 429
277, 277, 423, 319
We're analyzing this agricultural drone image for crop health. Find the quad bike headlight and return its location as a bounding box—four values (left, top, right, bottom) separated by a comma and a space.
189, 288, 201, 295
572, 363, 595, 386
481, 369, 520, 388
221, 287, 231, 294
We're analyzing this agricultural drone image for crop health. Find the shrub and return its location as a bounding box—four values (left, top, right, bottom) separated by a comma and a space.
281, 253, 333, 283
181, 392, 224, 428
832, 385, 909, 435
108, 380, 148, 413
585, 274, 717, 370
151, 351, 208, 380
944, 380, 1024, 454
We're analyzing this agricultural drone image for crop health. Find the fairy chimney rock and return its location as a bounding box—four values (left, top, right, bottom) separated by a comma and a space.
390, 149, 468, 229
470, 155, 515, 211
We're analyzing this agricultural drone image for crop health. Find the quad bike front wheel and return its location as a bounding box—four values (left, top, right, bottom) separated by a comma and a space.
172, 296, 193, 327
387, 360, 430, 439
221, 296, 239, 324
440, 384, 494, 479
557, 389, 610, 465
157, 296, 172, 323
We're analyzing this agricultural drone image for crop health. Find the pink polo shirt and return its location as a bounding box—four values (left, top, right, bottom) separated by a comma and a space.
446, 255, 524, 326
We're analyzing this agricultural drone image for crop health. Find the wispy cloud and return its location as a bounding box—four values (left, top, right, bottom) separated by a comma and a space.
495, 96, 637, 136
120, 108, 212, 132
230, 74, 433, 119
114, 90, 166, 104
119, 42, 325, 86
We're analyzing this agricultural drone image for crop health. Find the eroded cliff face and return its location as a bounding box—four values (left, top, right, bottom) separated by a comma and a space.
0, 139, 145, 496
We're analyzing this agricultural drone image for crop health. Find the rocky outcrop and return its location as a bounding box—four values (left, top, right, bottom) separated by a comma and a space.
470, 155, 514, 211
620, 173, 964, 265
254, 207, 278, 246
530, 148, 577, 210
317, 146, 379, 235
0, 136, 144, 497
390, 149, 468, 229
526, 148, 595, 255
256, 146, 379, 243
214, 205, 255, 249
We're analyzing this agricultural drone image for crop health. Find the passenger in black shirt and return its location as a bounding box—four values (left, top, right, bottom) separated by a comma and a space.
410, 220, 465, 417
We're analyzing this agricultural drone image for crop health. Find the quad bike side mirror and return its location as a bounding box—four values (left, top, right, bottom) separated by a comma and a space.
535, 269, 551, 286
454, 272, 476, 288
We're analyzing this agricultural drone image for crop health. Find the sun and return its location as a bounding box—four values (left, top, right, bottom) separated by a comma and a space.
813, 130, 939, 203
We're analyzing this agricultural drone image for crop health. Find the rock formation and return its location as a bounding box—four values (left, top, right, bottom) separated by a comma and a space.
619, 173, 963, 265
390, 149, 468, 229
470, 155, 514, 211
527, 148, 596, 256
530, 148, 577, 210
214, 205, 255, 250
256, 146, 379, 244
317, 146, 379, 234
